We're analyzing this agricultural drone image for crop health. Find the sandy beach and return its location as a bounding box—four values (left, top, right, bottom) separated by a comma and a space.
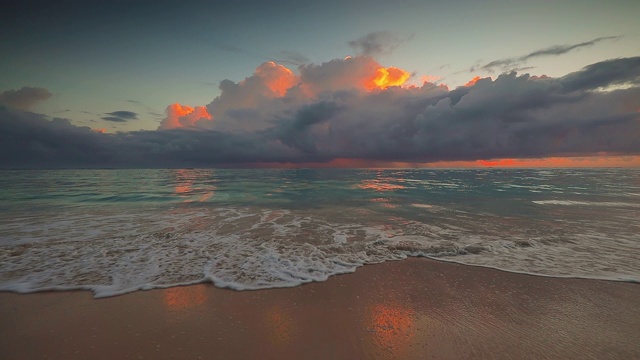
1, 258, 639, 360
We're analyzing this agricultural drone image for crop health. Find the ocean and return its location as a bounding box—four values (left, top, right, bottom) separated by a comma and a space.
1, 168, 638, 297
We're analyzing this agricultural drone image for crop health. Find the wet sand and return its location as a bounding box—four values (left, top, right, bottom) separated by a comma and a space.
1, 258, 639, 360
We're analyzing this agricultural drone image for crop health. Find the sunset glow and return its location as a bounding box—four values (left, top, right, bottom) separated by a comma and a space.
464, 76, 482, 87
246, 155, 640, 169
160, 103, 212, 130
2, 3, 640, 360
426, 156, 640, 168
254, 61, 297, 96
2, 2, 639, 169
420, 75, 442, 84
366, 66, 411, 90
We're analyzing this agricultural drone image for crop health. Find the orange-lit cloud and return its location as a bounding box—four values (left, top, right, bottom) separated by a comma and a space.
159, 103, 212, 130
464, 76, 482, 87
199, 61, 302, 132
420, 75, 441, 84
254, 61, 297, 97
366, 66, 411, 90
4, 56, 639, 168
92, 128, 106, 133
298, 56, 412, 95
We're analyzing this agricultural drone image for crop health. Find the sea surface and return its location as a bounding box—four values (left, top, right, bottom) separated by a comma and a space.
1, 168, 639, 297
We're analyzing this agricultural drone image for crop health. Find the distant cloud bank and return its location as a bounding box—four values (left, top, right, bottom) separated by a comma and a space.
0, 87, 51, 110
1, 56, 639, 168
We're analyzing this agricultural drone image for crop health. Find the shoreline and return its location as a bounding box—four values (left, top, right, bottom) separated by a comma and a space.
4, 255, 638, 299
1, 257, 639, 359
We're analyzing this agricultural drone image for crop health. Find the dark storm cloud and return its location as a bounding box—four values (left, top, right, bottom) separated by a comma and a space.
275, 102, 343, 154
106, 111, 137, 119
477, 36, 621, 73
0, 110, 115, 168
1, 56, 639, 169
348, 31, 409, 57
101, 117, 128, 123
101, 111, 138, 122
559, 57, 640, 92
0, 87, 52, 110
0, 108, 293, 168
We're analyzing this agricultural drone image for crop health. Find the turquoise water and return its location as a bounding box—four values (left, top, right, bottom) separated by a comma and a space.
1, 168, 639, 297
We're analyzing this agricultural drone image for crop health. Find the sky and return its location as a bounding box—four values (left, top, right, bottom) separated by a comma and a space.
1, 0, 639, 168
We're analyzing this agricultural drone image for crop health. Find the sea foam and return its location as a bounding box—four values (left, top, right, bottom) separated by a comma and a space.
1, 168, 639, 297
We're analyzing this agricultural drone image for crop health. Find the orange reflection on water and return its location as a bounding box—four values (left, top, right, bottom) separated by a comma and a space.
172, 169, 216, 202
370, 197, 398, 209
264, 304, 294, 345
197, 192, 214, 202
175, 184, 191, 194
366, 302, 415, 352
162, 286, 207, 310
173, 169, 194, 195
358, 180, 405, 192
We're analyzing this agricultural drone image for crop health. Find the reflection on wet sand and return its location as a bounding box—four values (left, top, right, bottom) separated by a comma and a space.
1, 259, 638, 359
365, 302, 415, 354
162, 285, 207, 310
264, 304, 295, 345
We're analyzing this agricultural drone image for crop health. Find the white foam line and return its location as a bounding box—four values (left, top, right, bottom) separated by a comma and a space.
533, 200, 640, 207
416, 255, 640, 284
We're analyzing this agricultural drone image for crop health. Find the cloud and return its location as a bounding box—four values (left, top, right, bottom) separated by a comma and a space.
101, 110, 138, 122
522, 36, 620, 61
348, 31, 409, 57
193, 56, 412, 134
0, 86, 52, 110
1, 56, 639, 168
478, 36, 621, 73
559, 56, 640, 92
107, 111, 137, 119
159, 104, 212, 130
298, 56, 411, 94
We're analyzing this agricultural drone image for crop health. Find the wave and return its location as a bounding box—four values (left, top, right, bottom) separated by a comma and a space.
2, 205, 639, 298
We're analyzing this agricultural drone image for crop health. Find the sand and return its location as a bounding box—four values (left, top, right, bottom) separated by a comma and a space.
1, 258, 639, 360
